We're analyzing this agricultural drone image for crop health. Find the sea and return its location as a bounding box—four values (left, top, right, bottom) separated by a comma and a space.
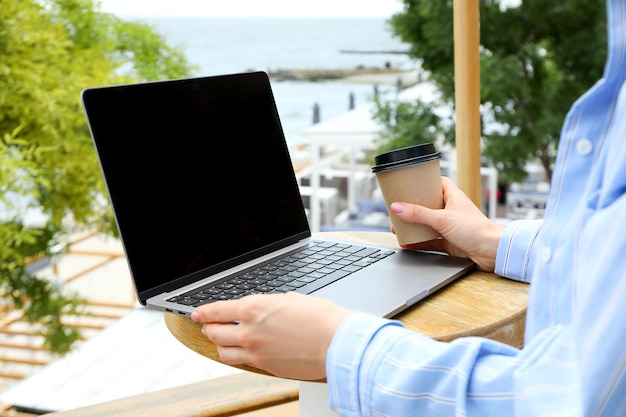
141, 17, 415, 144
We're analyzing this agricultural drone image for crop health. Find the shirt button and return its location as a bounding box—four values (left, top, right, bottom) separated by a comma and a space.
576, 138, 593, 155
541, 247, 552, 263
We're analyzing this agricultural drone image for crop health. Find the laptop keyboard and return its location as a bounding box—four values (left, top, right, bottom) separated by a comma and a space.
166, 240, 395, 308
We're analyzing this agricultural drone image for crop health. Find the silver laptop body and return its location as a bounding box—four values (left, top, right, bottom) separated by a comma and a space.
81, 71, 474, 319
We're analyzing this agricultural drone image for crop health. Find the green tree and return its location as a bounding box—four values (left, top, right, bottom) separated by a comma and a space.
0, 0, 194, 353
377, 0, 606, 183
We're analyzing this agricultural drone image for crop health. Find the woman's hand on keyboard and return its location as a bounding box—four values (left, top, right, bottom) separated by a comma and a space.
191, 292, 351, 380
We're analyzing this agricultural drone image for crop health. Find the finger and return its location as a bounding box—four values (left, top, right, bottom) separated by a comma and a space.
216, 344, 249, 365
390, 201, 443, 229
401, 237, 446, 253
440, 176, 456, 191
192, 299, 241, 323
201, 322, 240, 346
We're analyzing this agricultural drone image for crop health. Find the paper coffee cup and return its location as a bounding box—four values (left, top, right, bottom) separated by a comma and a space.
372, 143, 443, 245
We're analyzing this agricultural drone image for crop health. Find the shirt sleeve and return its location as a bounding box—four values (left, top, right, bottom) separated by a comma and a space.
494, 219, 542, 282
326, 314, 521, 417
326, 194, 626, 417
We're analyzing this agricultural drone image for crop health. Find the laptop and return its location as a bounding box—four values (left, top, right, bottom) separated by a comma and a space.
80, 71, 474, 319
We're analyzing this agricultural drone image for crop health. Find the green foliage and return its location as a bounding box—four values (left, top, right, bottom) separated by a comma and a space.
372, 92, 454, 156
0, 0, 194, 353
380, 0, 607, 183
1, 221, 85, 354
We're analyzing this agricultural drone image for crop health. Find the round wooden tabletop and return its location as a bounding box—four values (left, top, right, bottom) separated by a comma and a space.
165, 231, 529, 378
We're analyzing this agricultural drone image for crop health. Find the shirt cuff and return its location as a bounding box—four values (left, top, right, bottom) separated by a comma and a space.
495, 219, 542, 282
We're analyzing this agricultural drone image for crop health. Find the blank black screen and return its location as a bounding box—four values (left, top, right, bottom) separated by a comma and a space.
81, 72, 310, 301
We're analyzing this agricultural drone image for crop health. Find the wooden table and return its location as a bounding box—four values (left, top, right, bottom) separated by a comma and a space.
164, 231, 529, 416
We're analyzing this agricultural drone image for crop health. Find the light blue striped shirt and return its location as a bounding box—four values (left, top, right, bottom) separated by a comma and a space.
326, 1, 626, 415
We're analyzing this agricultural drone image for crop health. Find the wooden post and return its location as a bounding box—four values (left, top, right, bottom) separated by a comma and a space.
453, 0, 482, 207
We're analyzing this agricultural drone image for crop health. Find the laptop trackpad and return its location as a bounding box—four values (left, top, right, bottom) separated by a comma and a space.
309, 251, 468, 318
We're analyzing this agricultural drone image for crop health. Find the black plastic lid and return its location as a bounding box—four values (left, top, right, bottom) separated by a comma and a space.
371, 143, 441, 173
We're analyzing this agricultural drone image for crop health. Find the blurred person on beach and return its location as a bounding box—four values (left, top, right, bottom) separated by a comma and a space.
192, 1, 626, 415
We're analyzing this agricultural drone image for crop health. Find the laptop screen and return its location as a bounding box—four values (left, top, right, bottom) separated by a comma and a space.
82, 72, 311, 301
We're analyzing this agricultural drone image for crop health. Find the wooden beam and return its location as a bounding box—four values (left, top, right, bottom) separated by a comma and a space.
67, 248, 124, 257
0, 356, 48, 366
0, 370, 27, 380
87, 299, 135, 309
0, 342, 46, 351
43, 372, 299, 417
453, 0, 482, 207
62, 256, 120, 283
0, 312, 24, 329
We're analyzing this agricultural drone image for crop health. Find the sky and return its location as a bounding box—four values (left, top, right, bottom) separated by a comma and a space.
98, 0, 404, 18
